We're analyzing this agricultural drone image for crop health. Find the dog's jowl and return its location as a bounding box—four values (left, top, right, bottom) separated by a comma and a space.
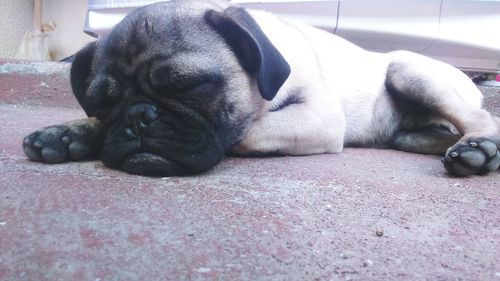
23, 0, 500, 176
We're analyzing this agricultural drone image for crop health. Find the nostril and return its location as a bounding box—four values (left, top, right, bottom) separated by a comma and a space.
126, 103, 159, 129
124, 114, 132, 126
143, 106, 159, 124
125, 127, 137, 139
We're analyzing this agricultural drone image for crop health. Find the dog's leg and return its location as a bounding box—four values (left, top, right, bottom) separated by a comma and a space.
386, 51, 500, 176
230, 95, 346, 156
23, 117, 103, 163
390, 126, 461, 155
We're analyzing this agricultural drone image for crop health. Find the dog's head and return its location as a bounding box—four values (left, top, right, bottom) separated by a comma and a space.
71, 0, 290, 176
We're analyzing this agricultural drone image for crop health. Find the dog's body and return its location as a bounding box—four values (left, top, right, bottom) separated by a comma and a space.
231, 10, 480, 154
23, 0, 500, 176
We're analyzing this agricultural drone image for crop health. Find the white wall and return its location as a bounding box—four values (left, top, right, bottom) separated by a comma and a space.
0, 0, 34, 59
42, 0, 95, 60
0, 0, 95, 61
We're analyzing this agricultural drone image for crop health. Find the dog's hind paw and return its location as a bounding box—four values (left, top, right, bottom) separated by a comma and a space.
442, 137, 500, 176
23, 119, 102, 164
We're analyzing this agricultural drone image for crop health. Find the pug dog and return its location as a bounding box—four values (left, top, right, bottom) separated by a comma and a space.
23, 0, 500, 176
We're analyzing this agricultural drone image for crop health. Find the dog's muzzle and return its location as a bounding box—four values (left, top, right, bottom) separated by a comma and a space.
101, 102, 224, 176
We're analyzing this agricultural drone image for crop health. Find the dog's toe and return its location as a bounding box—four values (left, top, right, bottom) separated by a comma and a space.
68, 141, 91, 160
41, 146, 68, 164
23, 134, 43, 162
442, 138, 500, 176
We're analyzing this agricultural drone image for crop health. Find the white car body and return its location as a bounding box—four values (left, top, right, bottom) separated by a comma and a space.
84, 0, 500, 73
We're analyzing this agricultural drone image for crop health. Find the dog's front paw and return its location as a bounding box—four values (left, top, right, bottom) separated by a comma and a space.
23, 119, 102, 164
442, 137, 500, 176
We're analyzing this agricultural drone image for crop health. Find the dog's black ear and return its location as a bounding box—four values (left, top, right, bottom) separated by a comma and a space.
70, 41, 97, 117
205, 7, 291, 101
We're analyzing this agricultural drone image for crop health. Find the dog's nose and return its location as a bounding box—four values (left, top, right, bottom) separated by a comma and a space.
125, 103, 159, 136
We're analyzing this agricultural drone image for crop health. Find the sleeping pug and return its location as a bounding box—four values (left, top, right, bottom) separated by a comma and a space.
23, 0, 500, 176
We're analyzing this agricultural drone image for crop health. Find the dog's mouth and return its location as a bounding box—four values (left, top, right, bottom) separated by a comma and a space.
120, 153, 184, 176
100, 102, 225, 176
102, 125, 224, 176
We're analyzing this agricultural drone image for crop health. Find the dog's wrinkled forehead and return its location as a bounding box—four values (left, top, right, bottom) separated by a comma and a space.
100, 0, 229, 58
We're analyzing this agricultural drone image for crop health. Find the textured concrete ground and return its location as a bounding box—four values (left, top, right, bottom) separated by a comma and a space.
0, 60, 499, 280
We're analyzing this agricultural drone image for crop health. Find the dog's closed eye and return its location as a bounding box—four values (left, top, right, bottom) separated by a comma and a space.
170, 73, 211, 92
150, 72, 211, 94
150, 65, 222, 95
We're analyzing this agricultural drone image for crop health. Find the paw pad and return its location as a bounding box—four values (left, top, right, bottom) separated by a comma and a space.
23, 124, 96, 164
442, 138, 500, 176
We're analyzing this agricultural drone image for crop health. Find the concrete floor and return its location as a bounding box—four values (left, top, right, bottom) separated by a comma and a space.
0, 60, 499, 280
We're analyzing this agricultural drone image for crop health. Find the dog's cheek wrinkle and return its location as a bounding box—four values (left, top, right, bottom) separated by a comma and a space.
270, 94, 303, 112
